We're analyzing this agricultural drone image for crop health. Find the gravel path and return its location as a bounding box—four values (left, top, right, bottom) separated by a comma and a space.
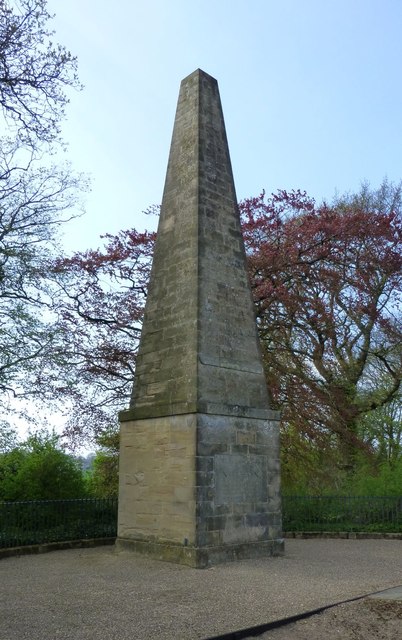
1, 539, 401, 639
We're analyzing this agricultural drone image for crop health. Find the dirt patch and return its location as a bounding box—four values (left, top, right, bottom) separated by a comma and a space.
253, 599, 402, 639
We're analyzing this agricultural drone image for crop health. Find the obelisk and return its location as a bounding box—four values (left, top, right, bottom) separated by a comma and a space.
117, 69, 283, 567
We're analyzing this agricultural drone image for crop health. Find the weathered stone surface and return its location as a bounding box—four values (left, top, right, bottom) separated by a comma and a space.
115, 536, 283, 569
117, 69, 283, 567
215, 454, 267, 505
118, 415, 197, 545
195, 413, 283, 553
122, 68, 271, 422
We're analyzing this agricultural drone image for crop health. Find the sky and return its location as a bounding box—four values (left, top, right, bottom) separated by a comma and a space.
49, 0, 402, 255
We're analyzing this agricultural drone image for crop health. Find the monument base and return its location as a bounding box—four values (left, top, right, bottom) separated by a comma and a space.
115, 536, 284, 569
117, 412, 283, 567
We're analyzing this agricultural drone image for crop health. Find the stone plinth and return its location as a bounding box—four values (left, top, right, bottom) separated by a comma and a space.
117, 69, 283, 567
117, 411, 282, 567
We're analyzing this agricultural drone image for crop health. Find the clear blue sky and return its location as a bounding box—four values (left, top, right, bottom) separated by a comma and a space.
50, 0, 402, 253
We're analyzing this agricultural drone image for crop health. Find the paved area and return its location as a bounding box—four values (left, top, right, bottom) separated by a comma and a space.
369, 585, 402, 601
0, 539, 401, 640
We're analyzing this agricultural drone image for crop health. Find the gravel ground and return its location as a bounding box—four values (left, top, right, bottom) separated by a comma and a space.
0, 539, 401, 640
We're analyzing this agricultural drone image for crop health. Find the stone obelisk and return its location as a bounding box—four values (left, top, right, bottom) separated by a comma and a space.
117, 69, 283, 567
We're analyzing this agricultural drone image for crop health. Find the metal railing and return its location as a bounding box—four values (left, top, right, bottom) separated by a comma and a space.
283, 495, 402, 533
0, 498, 118, 548
2, 496, 402, 550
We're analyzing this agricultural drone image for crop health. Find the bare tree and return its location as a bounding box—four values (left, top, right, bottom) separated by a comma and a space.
0, 0, 80, 148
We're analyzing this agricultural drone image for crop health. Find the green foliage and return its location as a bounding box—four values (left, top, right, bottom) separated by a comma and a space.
282, 447, 402, 497
0, 423, 18, 453
358, 398, 402, 466
85, 428, 119, 498
281, 411, 402, 497
340, 457, 402, 497
281, 426, 346, 496
0, 430, 87, 500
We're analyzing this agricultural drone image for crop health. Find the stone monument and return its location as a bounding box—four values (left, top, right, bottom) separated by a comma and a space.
117, 69, 283, 567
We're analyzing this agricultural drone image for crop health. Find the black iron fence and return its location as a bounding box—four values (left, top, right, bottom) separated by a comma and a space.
0, 498, 118, 548
1, 496, 402, 550
283, 495, 402, 533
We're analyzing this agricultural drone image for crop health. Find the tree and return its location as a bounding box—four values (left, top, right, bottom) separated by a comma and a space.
359, 396, 402, 466
50, 227, 155, 441
241, 182, 402, 467
280, 423, 344, 495
52, 183, 402, 467
0, 0, 86, 424
86, 428, 119, 498
0, 429, 86, 499
0, 145, 85, 403
0, 421, 17, 452
0, 0, 80, 148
